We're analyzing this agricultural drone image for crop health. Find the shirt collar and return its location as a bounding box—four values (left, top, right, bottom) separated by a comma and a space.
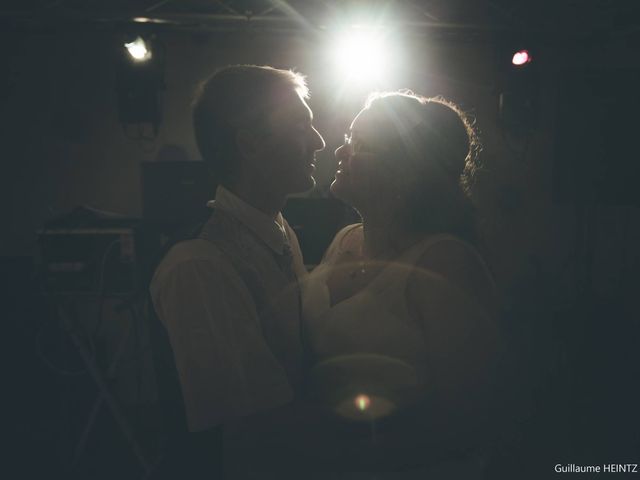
207, 185, 289, 255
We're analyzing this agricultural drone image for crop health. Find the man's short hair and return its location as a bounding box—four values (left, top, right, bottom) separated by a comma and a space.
192, 65, 309, 186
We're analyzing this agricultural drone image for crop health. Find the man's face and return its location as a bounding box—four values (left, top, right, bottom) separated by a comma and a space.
249, 90, 325, 195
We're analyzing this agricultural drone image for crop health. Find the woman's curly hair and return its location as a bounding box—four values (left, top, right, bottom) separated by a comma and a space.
363, 91, 482, 244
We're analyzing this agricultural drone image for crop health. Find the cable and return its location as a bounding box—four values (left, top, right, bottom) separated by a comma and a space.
35, 303, 88, 376
97, 238, 121, 294
128, 303, 146, 403
91, 238, 121, 340
500, 126, 532, 161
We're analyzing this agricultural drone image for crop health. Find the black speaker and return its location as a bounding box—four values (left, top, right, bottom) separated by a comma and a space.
553, 69, 640, 206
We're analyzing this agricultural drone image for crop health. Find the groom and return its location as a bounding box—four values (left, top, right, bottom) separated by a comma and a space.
150, 65, 325, 478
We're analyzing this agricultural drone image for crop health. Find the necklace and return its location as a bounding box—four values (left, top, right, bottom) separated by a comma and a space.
348, 243, 407, 280
349, 260, 368, 279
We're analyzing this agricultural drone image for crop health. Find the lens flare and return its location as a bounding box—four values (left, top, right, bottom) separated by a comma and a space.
354, 394, 371, 412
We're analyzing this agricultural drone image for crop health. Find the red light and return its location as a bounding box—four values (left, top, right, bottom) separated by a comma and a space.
512, 50, 532, 66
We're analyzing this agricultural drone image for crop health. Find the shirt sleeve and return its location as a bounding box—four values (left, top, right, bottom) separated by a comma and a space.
150, 252, 294, 432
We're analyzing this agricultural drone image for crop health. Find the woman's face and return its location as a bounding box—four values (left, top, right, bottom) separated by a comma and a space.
330, 108, 397, 209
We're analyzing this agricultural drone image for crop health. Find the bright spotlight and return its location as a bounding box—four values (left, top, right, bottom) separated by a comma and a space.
132, 17, 170, 24
512, 49, 532, 66
332, 29, 391, 85
125, 36, 152, 62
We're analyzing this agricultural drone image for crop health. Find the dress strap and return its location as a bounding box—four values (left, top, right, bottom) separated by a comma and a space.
364, 234, 466, 292
400, 233, 462, 265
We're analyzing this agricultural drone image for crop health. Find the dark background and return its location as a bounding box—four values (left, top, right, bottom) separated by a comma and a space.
2, 1, 639, 478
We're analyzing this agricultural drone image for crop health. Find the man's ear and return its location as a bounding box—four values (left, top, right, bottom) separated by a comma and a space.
236, 128, 263, 160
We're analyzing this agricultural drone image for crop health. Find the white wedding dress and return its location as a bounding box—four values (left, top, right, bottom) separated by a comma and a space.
301, 224, 499, 479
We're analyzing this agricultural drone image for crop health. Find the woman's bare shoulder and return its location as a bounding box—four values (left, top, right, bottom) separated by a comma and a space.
321, 223, 363, 264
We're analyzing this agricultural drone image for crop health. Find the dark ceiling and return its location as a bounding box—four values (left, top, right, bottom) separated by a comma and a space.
1, 0, 639, 39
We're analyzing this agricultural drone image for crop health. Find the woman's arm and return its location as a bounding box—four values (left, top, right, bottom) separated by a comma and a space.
413, 237, 500, 318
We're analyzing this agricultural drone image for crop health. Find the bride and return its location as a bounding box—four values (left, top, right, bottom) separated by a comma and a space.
302, 91, 505, 476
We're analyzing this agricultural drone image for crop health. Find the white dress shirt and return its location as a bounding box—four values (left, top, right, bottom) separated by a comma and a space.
150, 186, 306, 432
